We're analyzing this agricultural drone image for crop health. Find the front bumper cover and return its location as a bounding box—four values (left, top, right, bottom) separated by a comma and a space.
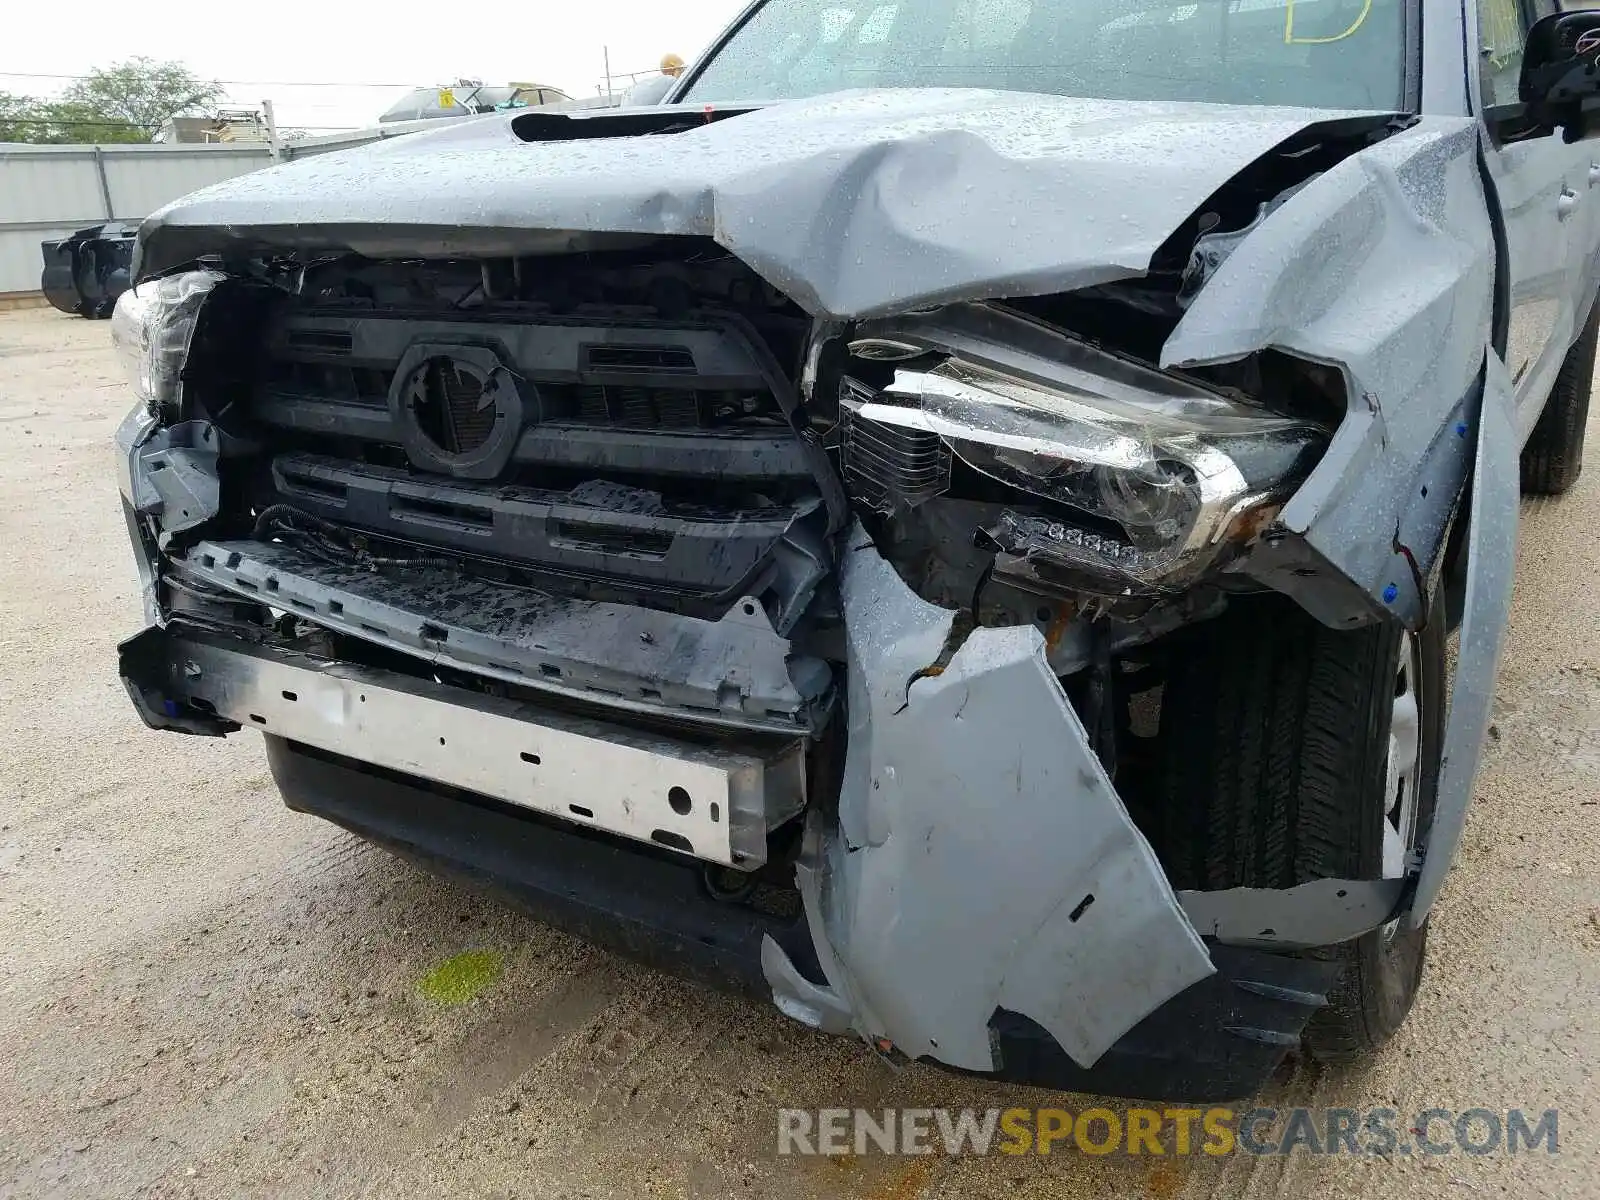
118, 532, 1410, 1094
762, 526, 1217, 1071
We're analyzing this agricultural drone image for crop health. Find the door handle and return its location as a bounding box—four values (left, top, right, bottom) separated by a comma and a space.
1558, 187, 1581, 219
1590, 163, 1600, 187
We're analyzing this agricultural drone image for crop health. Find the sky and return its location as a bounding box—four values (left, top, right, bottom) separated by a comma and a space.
0, 0, 750, 132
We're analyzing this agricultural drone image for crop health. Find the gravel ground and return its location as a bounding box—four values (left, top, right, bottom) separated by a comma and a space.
0, 306, 1595, 1199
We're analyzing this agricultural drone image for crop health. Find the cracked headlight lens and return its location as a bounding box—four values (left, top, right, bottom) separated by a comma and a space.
110, 269, 223, 417
840, 306, 1326, 589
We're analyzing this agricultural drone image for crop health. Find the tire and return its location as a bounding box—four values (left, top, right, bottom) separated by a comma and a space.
1155, 591, 1445, 1063
1521, 300, 1598, 495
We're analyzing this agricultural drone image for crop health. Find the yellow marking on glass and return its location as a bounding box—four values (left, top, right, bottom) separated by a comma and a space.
1284, 0, 1373, 44
417, 949, 503, 1005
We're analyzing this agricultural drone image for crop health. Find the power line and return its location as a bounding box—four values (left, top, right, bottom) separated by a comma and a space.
0, 69, 438, 88
10, 121, 158, 129
0, 116, 160, 129
1, 117, 359, 131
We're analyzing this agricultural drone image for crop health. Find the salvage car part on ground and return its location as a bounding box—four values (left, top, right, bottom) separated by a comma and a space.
40, 223, 136, 319
109, 0, 1600, 1099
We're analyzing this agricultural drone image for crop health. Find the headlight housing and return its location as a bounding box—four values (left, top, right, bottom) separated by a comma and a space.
838, 305, 1325, 593
110, 269, 223, 417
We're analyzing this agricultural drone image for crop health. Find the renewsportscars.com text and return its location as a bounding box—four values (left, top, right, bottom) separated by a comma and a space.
777, 1106, 1560, 1157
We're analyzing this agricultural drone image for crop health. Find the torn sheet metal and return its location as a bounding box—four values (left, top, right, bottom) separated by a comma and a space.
1163, 117, 1494, 628
137, 90, 1393, 320
1407, 352, 1519, 927
763, 527, 1213, 1070
134, 421, 220, 539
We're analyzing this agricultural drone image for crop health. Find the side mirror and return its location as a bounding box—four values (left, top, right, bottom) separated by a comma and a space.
1496, 11, 1600, 143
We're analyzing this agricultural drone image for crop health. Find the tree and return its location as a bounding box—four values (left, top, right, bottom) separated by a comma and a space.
62, 58, 224, 133
43, 100, 153, 143
0, 93, 149, 144
0, 59, 223, 144
0, 91, 33, 140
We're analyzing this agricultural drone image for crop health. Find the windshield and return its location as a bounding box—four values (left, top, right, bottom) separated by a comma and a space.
680, 0, 1405, 111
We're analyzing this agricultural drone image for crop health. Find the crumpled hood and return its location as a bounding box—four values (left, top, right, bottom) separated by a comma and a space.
138, 89, 1393, 319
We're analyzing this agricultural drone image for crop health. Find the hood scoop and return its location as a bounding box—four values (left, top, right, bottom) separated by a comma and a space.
511, 105, 758, 142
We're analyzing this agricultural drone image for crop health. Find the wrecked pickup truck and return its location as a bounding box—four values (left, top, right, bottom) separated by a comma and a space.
112, 0, 1600, 1099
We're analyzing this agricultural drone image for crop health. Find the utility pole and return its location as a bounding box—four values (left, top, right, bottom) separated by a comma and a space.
262, 98, 285, 162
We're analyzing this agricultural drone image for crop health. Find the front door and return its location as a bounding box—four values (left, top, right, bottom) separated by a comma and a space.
1476, 0, 1591, 439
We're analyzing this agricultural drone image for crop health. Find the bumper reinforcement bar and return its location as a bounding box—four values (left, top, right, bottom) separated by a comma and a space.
122, 626, 805, 868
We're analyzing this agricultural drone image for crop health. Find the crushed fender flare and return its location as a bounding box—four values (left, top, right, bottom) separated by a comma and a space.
1158, 117, 1515, 934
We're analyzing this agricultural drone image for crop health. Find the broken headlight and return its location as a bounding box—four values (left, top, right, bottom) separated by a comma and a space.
839, 305, 1325, 592
110, 269, 224, 418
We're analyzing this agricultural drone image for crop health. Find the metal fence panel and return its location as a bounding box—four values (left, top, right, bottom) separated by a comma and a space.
0, 142, 274, 294
0, 111, 591, 294
101, 145, 273, 217
0, 101, 634, 295
0, 150, 109, 225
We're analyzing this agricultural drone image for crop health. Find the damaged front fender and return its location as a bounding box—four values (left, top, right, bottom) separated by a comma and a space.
1163, 118, 1520, 933
763, 527, 1214, 1070
1165, 117, 1493, 629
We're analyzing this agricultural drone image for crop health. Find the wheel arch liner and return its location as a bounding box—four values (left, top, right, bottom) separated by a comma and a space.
761, 526, 1215, 1070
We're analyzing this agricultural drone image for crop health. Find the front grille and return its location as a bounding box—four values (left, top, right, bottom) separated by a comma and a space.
551, 520, 675, 557
263, 453, 817, 600
250, 308, 811, 480
584, 344, 697, 373
263, 362, 754, 431
540, 383, 765, 430
265, 360, 391, 406
286, 328, 353, 355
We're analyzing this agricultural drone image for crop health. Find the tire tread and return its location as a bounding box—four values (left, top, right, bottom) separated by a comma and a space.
1155, 595, 1437, 1063
1521, 301, 1598, 496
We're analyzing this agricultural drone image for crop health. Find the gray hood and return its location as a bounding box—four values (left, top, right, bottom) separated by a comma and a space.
137, 89, 1397, 319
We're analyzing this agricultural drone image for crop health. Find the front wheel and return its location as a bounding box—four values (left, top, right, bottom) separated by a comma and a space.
1154, 591, 1444, 1061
